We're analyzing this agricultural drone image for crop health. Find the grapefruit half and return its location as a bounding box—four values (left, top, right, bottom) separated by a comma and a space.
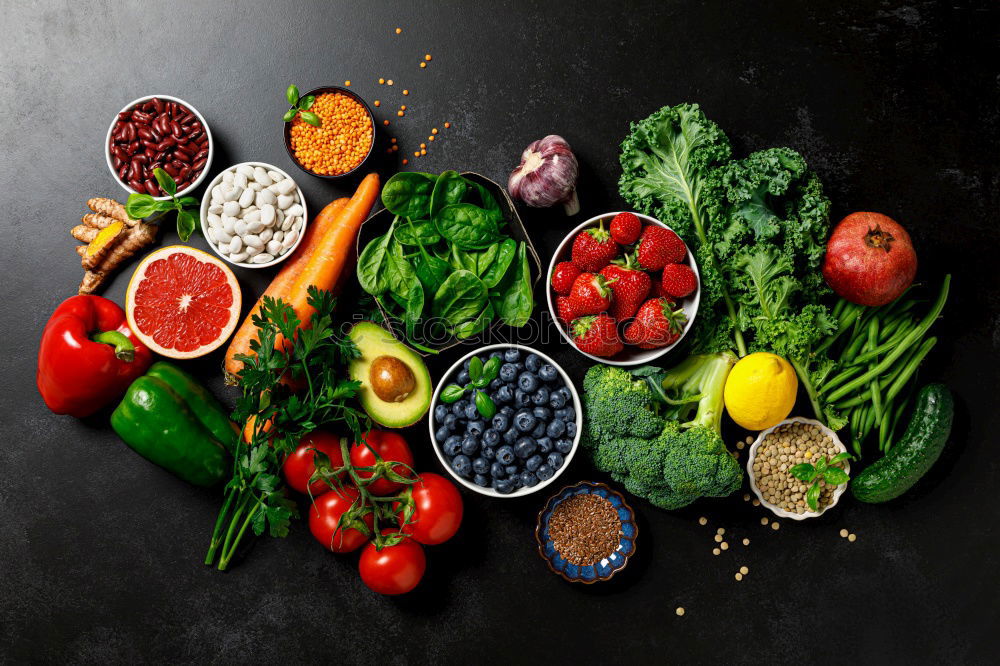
126, 245, 241, 359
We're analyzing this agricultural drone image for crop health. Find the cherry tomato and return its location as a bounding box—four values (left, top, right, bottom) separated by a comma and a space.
283, 431, 345, 496
397, 473, 464, 545
308, 486, 372, 553
359, 530, 426, 595
349, 430, 414, 496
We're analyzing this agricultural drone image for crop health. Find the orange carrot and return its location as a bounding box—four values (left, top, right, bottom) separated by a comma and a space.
223, 197, 348, 384
275, 172, 381, 350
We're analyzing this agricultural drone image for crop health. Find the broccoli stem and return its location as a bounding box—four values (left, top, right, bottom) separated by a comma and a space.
790, 357, 825, 425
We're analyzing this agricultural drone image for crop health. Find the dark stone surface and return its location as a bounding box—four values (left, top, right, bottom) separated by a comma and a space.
2, 1, 998, 663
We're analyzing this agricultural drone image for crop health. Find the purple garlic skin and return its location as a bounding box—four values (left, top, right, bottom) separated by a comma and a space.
508, 134, 580, 215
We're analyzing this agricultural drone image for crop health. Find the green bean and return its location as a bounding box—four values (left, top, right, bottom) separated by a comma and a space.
859, 402, 878, 445
832, 297, 847, 319
866, 319, 884, 425
885, 337, 937, 403
825, 276, 950, 404
885, 386, 912, 453
849, 406, 864, 457
821, 363, 867, 396
839, 331, 870, 365
835, 335, 924, 408
816, 304, 863, 356
878, 405, 892, 453
852, 320, 918, 366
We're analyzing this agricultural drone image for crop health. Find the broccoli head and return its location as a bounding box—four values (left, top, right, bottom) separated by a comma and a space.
581, 353, 743, 510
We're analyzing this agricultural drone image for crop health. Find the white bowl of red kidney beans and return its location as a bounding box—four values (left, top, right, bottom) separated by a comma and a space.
105, 95, 213, 200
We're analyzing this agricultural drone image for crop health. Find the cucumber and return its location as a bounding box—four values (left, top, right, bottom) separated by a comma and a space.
851, 383, 953, 503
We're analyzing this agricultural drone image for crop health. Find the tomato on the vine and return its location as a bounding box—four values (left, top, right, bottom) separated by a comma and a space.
396, 473, 463, 545
308, 486, 372, 553
349, 430, 414, 496
359, 530, 426, 595
283, 431, 345, 496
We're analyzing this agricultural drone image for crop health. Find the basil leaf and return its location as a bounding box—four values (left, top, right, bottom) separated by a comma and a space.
430, 170, 467, 217
299, 111, 321, 127
480, 238, 517, 288
828, 452, 852, 465
283, 108, 297, 123
789, 463, 817, 482
431, 270, 488, 327
454, 302, 495, 340
176, 209, 196, 242
176, 196, 199, 208
357, 227, 394, 294
440, 384, 465, 403
822, 467, 849, 486
468, 356, 483, 382
490, 242, 533, 327
125, 193, 158, 219
434, 203, 500, 249
286, 84, 300, 106
394, 220, 440, 246
475, 390, 497, 420
482, 356, 501, 382
806, 482, 821, 511
815, 456, 829, 474
153, 168, 177, 196
153, 198, 178, 212
381, 172, 436, 218
300, 95, 315, 110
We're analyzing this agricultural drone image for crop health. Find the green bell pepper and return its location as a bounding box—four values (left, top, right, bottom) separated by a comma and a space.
111, 362, 237, 487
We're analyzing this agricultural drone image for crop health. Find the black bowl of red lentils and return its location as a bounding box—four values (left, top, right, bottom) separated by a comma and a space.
282, 86, 376, 179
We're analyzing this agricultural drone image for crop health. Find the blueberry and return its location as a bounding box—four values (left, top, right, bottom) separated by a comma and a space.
525, 353, 542, 372
490, 378, 504, 391
495, 385, 514, 404
537, 436, 553, 454
505, 464, 520, 477
503, 349, 521, 363
467, 420, 486, 436
500, 363, 519, 382
462, 358, 472, 370
559, 386, 573, 400
493, 478, 515, 494
472, 456, 490, 475
496, 445, 516, 465
536, 464, 554, 481
546, 419, 566, 439
526, 454, 544, 472
502, 428, 519, 445
520, 471, 539, 487
532, 406, 552, 421
514, 411, 537, 433
556, 407, 576, 422
483, 428, 501, 446
435, 426, 450, 443
538, 364, 558, 382
518, 372, 539, 393
531, 421, 547, 439
514, 361, 526, 372
482, 446, 496, 461
464, 403, 479, 420
443, 435, 463, 456
452, 400, 467, 416
461, 435, 480, 456
492, 413, 510, 432
515, 436, 538, 459
444, 413, 458, 431
514, 390, 532, 408
451, 454, 472, 478
500, 405, 514, 416
531, 386, 550, 405
434, 404, 449, 422
457, 369, 471, 385
548, 391, 568, 409
474, 473, 490, 487
489, 351, 503, 361
556, 438, 574, 454
565, 422, 577, 438
511, 474, 524, 489
490, 462, 506, 479
547, 452, 565, 470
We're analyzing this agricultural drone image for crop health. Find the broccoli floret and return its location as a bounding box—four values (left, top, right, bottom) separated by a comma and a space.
581, 354, 742, 510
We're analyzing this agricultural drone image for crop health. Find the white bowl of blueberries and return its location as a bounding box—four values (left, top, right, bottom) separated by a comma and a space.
429, 345, 582, 497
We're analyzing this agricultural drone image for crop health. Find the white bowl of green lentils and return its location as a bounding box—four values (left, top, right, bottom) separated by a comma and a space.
747, 417, 851, 520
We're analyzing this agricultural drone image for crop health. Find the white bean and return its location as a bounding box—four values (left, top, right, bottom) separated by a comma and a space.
256, 189, 276, 207
223, 186, 241, 202
244, 234, 264, 250
243, 209, 262, 223
211, 185, 225, 203
282, 230, 299, 248
238, 187, 255, 208
267, 170, 284, 183
260, 204, 276, 226
274, 178, 297, 196
222, 201, 240, 217
253, 167, 272, 186
250, 182, 263, 191
245, 245, 262, 257
222, 170, 234, 184
237, 164, 255, 179
228, 236, 243, 253
291, 220, 302, 232
252, 253, 275, 264
217, 242, 231, 256
266, 239, 282, 255
234, 220, 248, 236
277, 194, 294, 210
208, 203, 223, 215
206, 228, 217, 243
230, 250, 249, 263
275, 208, 285, 225
234, 172, 248, 189
222, 217, 236, 234
285, 203, 303, 218
215, 228, 234, 244
245, 220, 265, 234
259, 228, 273, 242
207, 213, 222, 228
273, 230, 284, 243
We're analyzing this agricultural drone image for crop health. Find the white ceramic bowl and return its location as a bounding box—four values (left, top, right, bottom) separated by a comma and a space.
105, 94, 213, 201
428, 344, 582, 499
198, 162, 308, 269
746, 417, 851, 520
547, 212, 700, 366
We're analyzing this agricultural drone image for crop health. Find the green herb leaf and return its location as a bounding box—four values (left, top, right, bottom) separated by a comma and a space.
468, 356, 483, 382
828, 452, 852, 465
176, 196, 199, 209
815, 456, 829, 474
482, 356, 501, 383
176, 209, 197, 242
300, 95, 315, 110
789, 463, 817, 482
125, 193, 158, 219
153, 167, 177, 196
299, 111, 321, 127
283, 108, 297, 123
475, 390, 496, 420
154, 199, 178, 211
440, 384, 465, 403
806, 482, 821, 511
821, 467, 849, 486
286, 84, 300, 106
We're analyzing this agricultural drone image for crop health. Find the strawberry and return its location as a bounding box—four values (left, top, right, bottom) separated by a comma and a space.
660, 263, 698, 299
555, 295, 577, 325
624, 298, 688, 349
568, 272, 616, 316
550, 261, 582, 296
636, 225, 687, 270
610, 212, 642, 245
571, 219, 620, 272
600, 254, 651, 321
571, 314, 623, 358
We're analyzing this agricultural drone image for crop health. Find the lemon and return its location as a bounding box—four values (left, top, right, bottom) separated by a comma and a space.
724, 352, 798, 431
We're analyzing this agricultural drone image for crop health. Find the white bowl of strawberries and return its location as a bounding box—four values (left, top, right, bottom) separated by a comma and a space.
547, 211, 700, 366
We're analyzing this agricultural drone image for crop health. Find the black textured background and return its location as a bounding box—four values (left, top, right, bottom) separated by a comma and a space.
2, 1, 998, 663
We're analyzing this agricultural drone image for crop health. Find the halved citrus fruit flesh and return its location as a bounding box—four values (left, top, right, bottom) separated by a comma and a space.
126, 245, 241, 359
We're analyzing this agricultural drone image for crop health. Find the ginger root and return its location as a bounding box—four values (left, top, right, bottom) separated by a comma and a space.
73, 197, 158, 294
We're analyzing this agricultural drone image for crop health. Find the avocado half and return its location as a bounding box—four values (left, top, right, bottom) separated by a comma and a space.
348, 321, 432, 428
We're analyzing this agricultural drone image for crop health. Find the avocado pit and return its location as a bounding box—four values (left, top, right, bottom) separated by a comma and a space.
370, 355, 416, 403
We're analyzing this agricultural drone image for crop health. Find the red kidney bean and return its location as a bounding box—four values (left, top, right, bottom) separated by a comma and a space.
180, 113, 196, 125
169, 159, 185, 170
112, 145, 127, 161
130, 157, 144, 174
164, 163, 179, 178
154, 150, 168, 162
170, 121, 183, 140
174, 148, 192, 162
142, 100, 155, 112
113, 155, 123, 170
129, 179, 146, 194
187, 129, 203, 142
141, 139, 157, 150
191, 157, 207, 173
137, 127, 153, 142
144, 178, 159, 194
190, 121, 202, 133
178, 166, 191, 182
132, 110, 152, 124
127, 140, 138, 153
156, 137, 175, 151
124, 123, 136, 142
193, 149, 208, 164
151, 97, 163, 114
150, 161, 164, 171
118, 164, 129, 179
143, 147, 154, 160
118, 111, 130, 121
151, 128, 163, 142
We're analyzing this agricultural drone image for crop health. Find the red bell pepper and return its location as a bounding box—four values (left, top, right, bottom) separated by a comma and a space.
37, 295, 153, 417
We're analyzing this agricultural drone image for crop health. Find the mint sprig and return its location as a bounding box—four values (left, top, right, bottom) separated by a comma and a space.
125, 167, 199, 241
790, 452, 852, 511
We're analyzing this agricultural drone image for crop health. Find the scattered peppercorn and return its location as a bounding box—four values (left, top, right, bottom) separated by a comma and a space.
289, 92, 373, 176
547, 493, 623, 566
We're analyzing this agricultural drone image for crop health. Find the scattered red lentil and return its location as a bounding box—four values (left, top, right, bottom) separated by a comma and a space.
383, 119, 390, 126
397, 110, 404, 117
288, 92, 373, 176
387, 79, 394, 86
431, 128, 438, 135
379, 78, 385, 84
400, 105, 407, 111
374, 100, 381, 107
420, 62, 427, 68
413, 151, 419, 157
419, 142, 426, 149
428, 136, 435, 141
390, 137, 397, 143
420, 149, 426, 155
391, 145, 398, 152
425, 54, 432, 61
548, 493, 622, 566
344, 80, 351, 86
444, 122, 451, 128
402, 158, 408, 165
403, 90, 409, 96
395, 27, 401, 34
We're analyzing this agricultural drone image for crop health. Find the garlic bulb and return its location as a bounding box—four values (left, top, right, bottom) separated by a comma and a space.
508, 135, 580, 215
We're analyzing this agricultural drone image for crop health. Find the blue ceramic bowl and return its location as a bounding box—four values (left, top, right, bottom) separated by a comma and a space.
535, 481, 637, 583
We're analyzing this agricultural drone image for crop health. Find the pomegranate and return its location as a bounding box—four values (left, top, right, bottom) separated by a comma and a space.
822, 212, 917, 306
